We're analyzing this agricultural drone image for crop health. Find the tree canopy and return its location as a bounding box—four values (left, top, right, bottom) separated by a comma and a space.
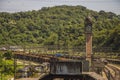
0, 5, 120, 50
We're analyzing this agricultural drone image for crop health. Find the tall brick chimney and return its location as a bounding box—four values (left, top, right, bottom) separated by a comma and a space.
84, 16, 93, 67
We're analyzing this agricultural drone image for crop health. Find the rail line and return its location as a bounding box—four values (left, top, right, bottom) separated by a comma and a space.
103, 67, 114, 80
107, 64, 120, 80
103, 64, 120, 80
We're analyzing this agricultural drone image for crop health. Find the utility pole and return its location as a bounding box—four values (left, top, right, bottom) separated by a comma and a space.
0, 52, 3, 80
14, 54, 17, 80
0, 64, 1, 80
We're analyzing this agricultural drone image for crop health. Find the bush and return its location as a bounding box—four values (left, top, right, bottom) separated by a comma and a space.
3, 51, 13, 59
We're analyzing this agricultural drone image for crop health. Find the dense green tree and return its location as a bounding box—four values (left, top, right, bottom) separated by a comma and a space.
3, 51, 13, 59
0, 5, 120, 50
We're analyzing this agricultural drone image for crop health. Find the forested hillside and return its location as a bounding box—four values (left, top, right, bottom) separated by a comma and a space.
0, 5, 120, 50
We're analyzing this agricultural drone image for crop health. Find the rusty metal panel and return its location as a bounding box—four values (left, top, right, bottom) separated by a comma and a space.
50, 61, 82, 75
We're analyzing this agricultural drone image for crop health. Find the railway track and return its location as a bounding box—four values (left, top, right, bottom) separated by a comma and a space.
107, 64, 120, 80
103, 67, 114, 80
104, 64, 120, 80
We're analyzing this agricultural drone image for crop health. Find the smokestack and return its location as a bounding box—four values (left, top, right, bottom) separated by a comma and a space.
84, 16, 93, 67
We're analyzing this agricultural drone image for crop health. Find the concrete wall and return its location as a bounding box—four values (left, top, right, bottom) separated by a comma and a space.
50, 61, 82, 75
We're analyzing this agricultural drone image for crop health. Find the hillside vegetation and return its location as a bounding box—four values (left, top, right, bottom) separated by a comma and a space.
0, 5, 120, 50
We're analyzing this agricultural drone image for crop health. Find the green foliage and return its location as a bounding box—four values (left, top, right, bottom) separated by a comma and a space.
0, 52, 14, 79
3, 51, 13, 59
0, 5, 120, 50
0, 52, 3, 65
102, 25, 120, 50
0, 60, 14, 77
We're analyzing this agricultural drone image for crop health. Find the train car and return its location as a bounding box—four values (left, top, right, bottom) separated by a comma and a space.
55, 53, 64, 57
